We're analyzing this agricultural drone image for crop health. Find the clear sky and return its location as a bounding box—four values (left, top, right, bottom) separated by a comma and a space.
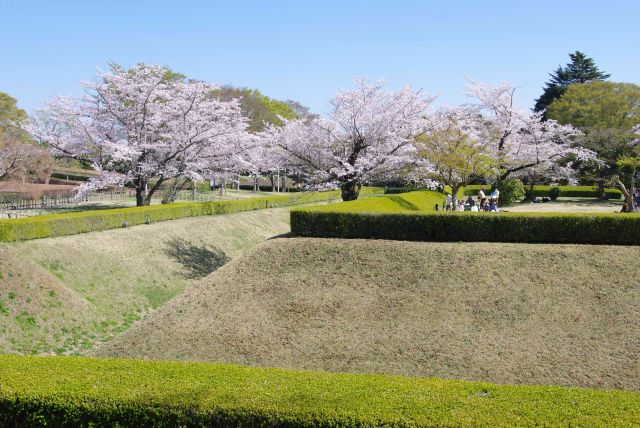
1, 0, 638, 115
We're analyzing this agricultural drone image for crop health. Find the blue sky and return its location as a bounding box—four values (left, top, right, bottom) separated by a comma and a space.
1, 0, 638, 114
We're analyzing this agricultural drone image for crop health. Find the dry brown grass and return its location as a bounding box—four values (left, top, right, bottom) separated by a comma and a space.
95, 238, 640, 390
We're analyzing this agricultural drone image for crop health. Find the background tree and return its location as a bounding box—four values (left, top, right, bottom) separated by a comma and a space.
546, 81, 640, 197
534, 51, 610, 114
615, 156, 640, 211
30, 64, 250, 206
412, 107, 498, 206
264, 79, 434, 201
0, 92, 52, 183
212, 87, 301, 132
467, 80, 589, 183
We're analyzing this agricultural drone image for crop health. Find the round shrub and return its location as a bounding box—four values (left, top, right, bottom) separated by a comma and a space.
493, 179, 525, 206
549, 187, 561, 201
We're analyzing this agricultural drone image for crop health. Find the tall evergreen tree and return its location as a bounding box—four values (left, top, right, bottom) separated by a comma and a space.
534, 51, 610, 113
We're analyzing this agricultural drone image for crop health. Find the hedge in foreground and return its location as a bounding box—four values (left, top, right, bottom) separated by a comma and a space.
0, 188, 383, 242
0, 356, 638, 427
291, 210, 640, 245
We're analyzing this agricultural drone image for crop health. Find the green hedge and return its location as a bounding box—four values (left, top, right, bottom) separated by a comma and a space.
0, 356, 638, 427
0, 188, 383, 242
291, 210, 640, 245
530, 185, 622, 199
50, 171, 94, 182
461, 184, 622, 199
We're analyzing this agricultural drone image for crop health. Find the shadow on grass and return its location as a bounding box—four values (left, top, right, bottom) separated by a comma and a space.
163, 238, 230, 279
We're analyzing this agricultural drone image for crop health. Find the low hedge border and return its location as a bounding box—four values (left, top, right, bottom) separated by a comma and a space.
0, 355, 638, 427
461, 184, 622, 199
0, 188, 383, 242
291, 210, 640, 245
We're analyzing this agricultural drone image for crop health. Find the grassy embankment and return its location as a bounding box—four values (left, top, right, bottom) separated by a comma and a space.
97, 237, 640, 391
0, 207, 293, 355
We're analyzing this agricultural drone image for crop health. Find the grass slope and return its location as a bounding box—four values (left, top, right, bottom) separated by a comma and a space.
0, 207, 292, 355
96, 237, 640, 391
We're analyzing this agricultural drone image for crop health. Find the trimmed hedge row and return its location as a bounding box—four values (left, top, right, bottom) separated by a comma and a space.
1, 355, 639, 427
291, 210, 640, 245
0, 188, 383, 242
461, 184, 622, 199
531, 185, 621, 199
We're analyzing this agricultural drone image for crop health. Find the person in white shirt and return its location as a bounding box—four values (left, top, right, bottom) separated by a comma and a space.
471, 204, 479, 212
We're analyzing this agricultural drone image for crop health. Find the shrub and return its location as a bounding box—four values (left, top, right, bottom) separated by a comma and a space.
0, 188, 384, 243
383, 186, 415, 194
291, 210, 640, 245
493, 179, 525, 206
549, 187, 561, 201
0, 355, 638, 427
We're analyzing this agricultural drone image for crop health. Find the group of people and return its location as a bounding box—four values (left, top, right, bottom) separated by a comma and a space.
436, 188, 500, 212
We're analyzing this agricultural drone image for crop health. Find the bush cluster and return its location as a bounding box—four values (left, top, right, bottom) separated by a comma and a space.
0, 189, 383, 242
291, 210, 640, 245
493, 179, 526, 206
1, 355, 638, 427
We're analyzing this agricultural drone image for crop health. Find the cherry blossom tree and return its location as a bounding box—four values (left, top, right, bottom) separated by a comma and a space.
466, 80, 593, 182
263, 79, 435, 201
29, 64, 250, 206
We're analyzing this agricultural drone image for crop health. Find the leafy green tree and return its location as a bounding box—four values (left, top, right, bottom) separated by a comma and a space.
212, 87, 303, 132
616, 156, 640, 211
534, 51, 610, 113
0, 92, 28, 125
546, 81, 640, 197
0, 92, 53, 183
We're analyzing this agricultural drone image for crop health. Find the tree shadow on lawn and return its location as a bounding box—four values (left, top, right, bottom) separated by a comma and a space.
163, 238, 231, 279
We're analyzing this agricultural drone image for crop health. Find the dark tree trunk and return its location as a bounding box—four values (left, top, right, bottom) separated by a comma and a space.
219, 177, 226, 196
340, 180, 361, 201
135, 178, 148, 206
597, 168, 608, 200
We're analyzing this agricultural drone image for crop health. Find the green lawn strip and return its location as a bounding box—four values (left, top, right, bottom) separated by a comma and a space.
309, 190, 442, 213
0, 188, 384, 242
0, 355, 638, 427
